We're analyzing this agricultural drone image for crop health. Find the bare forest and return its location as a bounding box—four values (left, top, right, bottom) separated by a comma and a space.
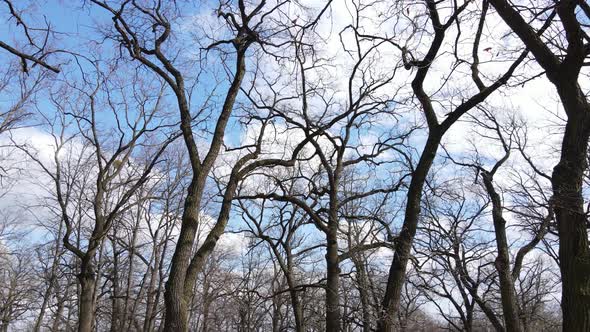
0, 0, 588, 331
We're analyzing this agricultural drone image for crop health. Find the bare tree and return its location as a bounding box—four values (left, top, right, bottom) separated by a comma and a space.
372, 0, 528, 328
443, 108, 553, 331
238, 192, 311, 332
484, 0, 590, 328
234, 3, 414, 329
15, 63, 177, 332
88, 0, 336, 330
0, 248, 37, 332
0, 0, 582, 330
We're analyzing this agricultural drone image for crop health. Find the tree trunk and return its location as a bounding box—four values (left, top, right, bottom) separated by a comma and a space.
144, 223, 168, 332
288, 287, 304, 332
552, 89, 590, 331
163, 180, 204, 332
378, 134, 440, 331
51, 289, 66, 332
494, 242, 522, 332
110, 241, 121, 332
325, 226, 341, 332
352, 255, 371, 332
271, 294, 281, 332
144, 265, 157, 332
482, 173, 523, 332
78, 267, 97, 332
35, 216, 64, 332
283, 244, 303, 332
34, 275, 55, 332
483, 0, 590, 328
122, 215, 140, 330
200, 272, 211, 332
164, 44, 248, 332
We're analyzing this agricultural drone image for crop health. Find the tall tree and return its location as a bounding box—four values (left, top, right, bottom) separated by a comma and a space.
485, 0, 590, 329
15, 65, 177, 332
376, 0, 527, 328
89, 0, 320, 329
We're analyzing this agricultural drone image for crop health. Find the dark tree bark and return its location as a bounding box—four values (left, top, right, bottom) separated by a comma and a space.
88, 2, 298, 329
377, 0, 525, 327
325, 209, 341, 331
486, 0, 590, 329
0, 0, 60, 73
78, 257, 97, 332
